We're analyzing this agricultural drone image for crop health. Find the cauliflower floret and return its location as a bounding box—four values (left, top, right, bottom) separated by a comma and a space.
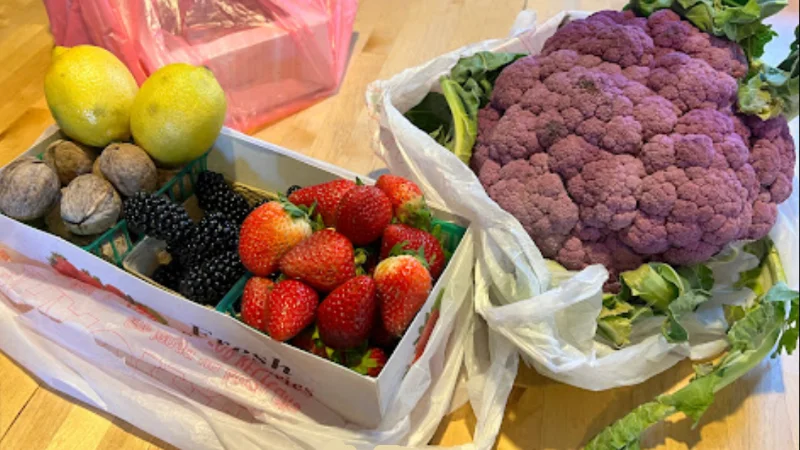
473, 9, 797, 275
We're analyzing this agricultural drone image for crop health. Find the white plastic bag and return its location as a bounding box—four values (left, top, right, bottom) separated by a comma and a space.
367, 10, 800, 391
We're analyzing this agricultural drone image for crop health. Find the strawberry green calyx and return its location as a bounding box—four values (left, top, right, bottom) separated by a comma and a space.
399, 199, 433, 232
336, 345, 388, 377
388, 243, 430, 269
279, 198, 310, 220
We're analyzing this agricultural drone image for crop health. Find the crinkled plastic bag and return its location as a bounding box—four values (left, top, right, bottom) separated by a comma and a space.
367, 10, 800, 391
43, 0, 358, 131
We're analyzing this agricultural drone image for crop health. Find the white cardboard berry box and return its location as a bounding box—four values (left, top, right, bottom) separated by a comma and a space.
0, 125, 474, 428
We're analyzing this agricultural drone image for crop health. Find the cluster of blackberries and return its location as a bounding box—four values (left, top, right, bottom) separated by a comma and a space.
125, 171, 251, 305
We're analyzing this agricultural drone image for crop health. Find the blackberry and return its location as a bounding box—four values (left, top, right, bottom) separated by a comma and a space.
196, 171, 252, 224
125, 192, 195, 244
286, 185, 302, 196
151, 261, 185, 292
179, 250, 244, 305
170, 211, 238, 265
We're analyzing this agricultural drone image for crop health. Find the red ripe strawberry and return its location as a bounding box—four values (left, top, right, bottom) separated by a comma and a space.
376, 175, 432, 230
335, 185, 393, 246
289, 180, 356, 227
317, 276, 377, 350
279, 230, 357, 292
348, 348, 388, 377
380, 224, 446, 279
241, 277, 274, 330
290, 327, 329, 359
370, 308, 398, 349
239, 200, 312, 277
265, 280, 319, 341
374, 255, 433, 337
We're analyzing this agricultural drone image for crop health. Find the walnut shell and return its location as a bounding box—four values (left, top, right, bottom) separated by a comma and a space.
43, 139, 98, 185
0, 157, 61, 221
96, 143, 157, 197
61, 174, 122, 235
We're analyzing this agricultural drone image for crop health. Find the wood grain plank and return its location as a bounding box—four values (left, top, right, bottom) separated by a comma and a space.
0, 352, 40, 440
0, 387, 75, 449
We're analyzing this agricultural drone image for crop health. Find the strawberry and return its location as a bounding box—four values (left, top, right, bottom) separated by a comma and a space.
370, 308, 398, 349
348, 347, 388, 377
374, 255, 433, 337
380, 224, 446, 279
376, 175, 432, 231
238, 200, 312, 277
241, 277, 274, 330
279, 230, 357, 292
317, 276, 377, 350
335, 184, 393, 246
288, 179, 356, 227
290, 326, 329, 359
265, 280, 319, 341
49, 253, 82, 279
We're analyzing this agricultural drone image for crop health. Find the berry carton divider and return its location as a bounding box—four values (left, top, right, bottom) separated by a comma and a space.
0, 125, 475, 429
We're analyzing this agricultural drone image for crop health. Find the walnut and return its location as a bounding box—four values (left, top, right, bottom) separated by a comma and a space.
61, 174, 122, 235
0, 157, 61, 221
43, 139, 98, 185
95, 143, 157, 197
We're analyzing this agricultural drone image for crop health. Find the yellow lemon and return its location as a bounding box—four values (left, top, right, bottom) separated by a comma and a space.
44, 45, 138, 147
131, 63, 226, 167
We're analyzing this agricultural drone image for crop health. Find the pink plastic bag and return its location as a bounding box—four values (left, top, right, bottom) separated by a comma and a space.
44, 0, 358, 132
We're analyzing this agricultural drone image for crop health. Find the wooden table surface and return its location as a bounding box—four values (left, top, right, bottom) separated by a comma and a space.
1, 0, 798, 449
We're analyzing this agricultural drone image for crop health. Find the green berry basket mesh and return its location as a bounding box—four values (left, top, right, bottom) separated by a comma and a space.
76, 151, 209, 266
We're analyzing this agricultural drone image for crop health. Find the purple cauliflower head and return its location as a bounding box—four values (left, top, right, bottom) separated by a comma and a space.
473, 9, 797, 276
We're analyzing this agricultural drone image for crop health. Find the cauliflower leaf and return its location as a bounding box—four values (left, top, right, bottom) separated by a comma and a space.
404, 52, 524, 164
628, 0, 798, 120
586, 282, 799, 450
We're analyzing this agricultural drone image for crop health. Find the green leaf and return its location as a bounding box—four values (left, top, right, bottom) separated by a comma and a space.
629, 0, 796, 120
734, 237, 785, 297
662, 291, 712, 343
662, 372, 719, 425
738, 22, 777, 59
404, 92, 452, 135
630, 305, 655, 324
600, 300, 636, 319
404, 52, 524, 165
449, 52, 526, 107
440, 78, 479, 164
585, 401, 676, 450
587, 279, 799, 449
598, 316, 634, 348
677, 264, 714, 292
621, 264, 680, 312
765, 282, 800, 356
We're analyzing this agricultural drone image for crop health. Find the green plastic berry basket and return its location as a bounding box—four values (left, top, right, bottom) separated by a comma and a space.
77, 151, 210, 266
213, 218, 468, 317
